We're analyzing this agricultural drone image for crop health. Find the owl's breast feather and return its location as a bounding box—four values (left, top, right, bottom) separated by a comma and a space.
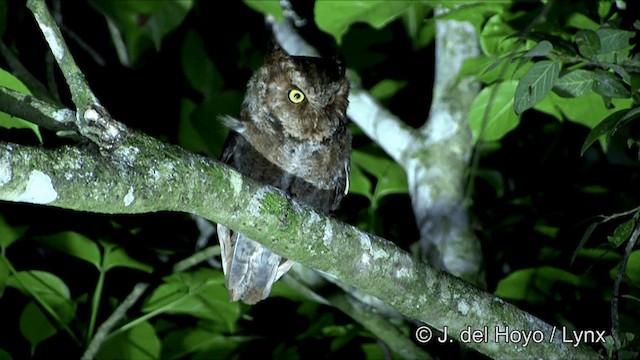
271, 137, 348, 190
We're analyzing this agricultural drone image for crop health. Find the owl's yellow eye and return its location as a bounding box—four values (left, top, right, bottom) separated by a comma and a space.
288, 89, 305, 104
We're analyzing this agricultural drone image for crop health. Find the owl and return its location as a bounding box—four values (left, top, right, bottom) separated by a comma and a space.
216, 43, 351, 304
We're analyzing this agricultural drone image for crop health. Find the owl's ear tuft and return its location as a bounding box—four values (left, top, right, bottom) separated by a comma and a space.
332, 55, 346, 78
266, 41, 290, 63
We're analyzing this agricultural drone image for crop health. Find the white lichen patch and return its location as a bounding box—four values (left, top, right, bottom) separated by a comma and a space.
393, 264, 411, 279
418, 294, 427, 305
228, 170, 242, 195
360, 253, 371, 266
471, 300, 481, 314
322, 218, 333, 247
358, 233, 389, 260
457, 300, 469, 315
124, 187, 135, 207
0, 153, 11, 187
426, 109, 458, 143
9, 170, 58, 204
148, 167, 160, 181
248, 187, 270, 217
114, 146, 140, 165
493, 297, 506, 305
52, 108, 74, 123
83, 108, 100, 121
307, 210, 321, 224
36, 19, 64, 61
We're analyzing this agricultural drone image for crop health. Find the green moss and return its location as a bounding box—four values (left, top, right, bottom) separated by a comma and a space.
261, 191, 284, 215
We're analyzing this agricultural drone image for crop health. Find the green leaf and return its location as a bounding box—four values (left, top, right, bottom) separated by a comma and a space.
553, 69, 594, 98
142, 269, 240, 332
20, 302, 58, 350
162, 328, 248, 359
469, 80, 520, 142
187, 90, 242, 158
534, 91, 632, 129
369, 79, 408, 100
523, 40, 553, 58
33, 231, 101, 269
315, 0, 413, 44
347, 164, 372, 200
608, 219, 634, 248
495, 267, 584, 303
605, 64, 631, 84
0, 68, 29, 94
361, 343, 386, 360
596, 28, 635, 54
350, 148, 408, 204
479, 14, 518, 57
243, 0, 283, 21
566, 13, 599, 31
0, 215, 27, 250
97, 321, 160, 360
458, 56, 532, 85
580, 109, 627, 155
575, 248, 620, 262
626, 251, 640, 284
401, 2, 431, 42
0, 348, 12, 360
89, 0, 193, 65
495, 268, 541, 303
575, 30, 600, 59
374, 162, 408, 200
101, 241, 153, 273
413, 18, 435, 49
514, 60, 560, 114
19, 300, 74, 351
9, 272, 75, 348
181, 30, 223, 97
0, 68, 41, 142
0, 259, 8, 293
592, 69, 630, 98
631, 73, 640, 93
7, 270, 70, 300
178, 98, 209, 154
439, 2, 505, 34
597, 1, 611, 20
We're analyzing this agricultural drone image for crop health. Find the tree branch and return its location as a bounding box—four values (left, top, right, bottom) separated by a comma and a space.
0, 102, 600, 360
409, 6, 483, 285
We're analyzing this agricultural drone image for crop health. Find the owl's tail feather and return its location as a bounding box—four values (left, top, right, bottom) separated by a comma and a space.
218, 226, 290, 304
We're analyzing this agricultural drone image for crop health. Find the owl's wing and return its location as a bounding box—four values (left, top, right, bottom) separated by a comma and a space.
218, 132, 293, 304
217, 224, 289, 304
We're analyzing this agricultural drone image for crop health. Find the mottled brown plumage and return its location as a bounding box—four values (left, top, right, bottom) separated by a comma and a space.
217, 44, 351, 304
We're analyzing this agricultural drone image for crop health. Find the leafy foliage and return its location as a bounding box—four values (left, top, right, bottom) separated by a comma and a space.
0, 0, 639, 359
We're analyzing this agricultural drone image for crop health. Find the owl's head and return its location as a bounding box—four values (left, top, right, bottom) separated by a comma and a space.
242, 43, 349, 143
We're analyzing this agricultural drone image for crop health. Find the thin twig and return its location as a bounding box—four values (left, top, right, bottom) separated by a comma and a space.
81, 245, 221, 360
0, 86, 76, 133
611, 212, 640, 360
26, 0, 126, 149
81, 283, 149, 360
26, 0, 99, 109
0, 40, 56, 103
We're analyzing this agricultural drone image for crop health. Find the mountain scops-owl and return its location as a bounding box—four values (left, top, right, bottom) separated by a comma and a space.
217, 44, 351, 304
